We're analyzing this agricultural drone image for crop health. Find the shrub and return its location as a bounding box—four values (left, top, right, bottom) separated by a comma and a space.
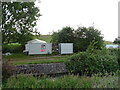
107, 48, 119, 55
65, 49, 119, 76
2, 43, 22, 53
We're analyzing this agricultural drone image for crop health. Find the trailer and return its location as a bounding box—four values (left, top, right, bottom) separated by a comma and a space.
59, 43, 73, 54
24, 39, 52, 55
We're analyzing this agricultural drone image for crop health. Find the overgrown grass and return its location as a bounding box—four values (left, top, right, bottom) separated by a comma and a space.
3, 75, 93, 88
3, 74, 119, 88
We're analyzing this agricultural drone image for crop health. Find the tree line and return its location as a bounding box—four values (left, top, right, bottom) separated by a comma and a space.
51, 26, 104, 52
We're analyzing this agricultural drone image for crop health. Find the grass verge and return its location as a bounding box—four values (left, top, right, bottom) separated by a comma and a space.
3, 74, 119, 88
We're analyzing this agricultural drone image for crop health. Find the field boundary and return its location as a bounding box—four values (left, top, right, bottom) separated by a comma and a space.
15, 63, 68, 75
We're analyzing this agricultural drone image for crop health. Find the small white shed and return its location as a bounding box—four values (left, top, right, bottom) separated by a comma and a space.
59, 43, 73, 54
24, 39, 52, 55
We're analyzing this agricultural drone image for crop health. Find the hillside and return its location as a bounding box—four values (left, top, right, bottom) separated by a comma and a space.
37, 35, 115, 45
37, 35, 52, 43
104, 41, 114, 44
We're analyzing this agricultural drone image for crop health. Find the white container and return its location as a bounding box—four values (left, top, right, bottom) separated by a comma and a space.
24, 39, 52, 55
29, 43, 52, 55
59, 43, 73, 54
106, 44, 118, 48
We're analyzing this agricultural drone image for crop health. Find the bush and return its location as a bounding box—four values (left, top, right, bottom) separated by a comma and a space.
2, 43, 22, 53
65, 49, 119, 76
107, 48, 119, 55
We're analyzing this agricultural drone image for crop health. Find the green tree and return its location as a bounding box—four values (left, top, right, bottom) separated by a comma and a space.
51, 26, 104, 52
74, 27, 104, 52
51, 26, 74, 43
2, 2, 41, 45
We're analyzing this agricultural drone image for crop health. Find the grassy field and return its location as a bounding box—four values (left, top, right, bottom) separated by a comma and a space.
3, 53, 69, 65
104, 41, 114, 44
36, 35, 52, 43
38, 35, 114, 44
3, 74, 119, 88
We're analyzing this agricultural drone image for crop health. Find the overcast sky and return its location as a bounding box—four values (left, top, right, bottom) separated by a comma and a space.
35, 0, 119, 42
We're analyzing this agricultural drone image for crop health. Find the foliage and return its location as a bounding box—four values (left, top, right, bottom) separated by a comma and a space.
3, 74, 119, 88
3, 75, 93, 88
113, 38, 120, 44
93, 75, 119, 88
107, 48, 120, 69
2, 43, 22, 53
2, 2, 41, 45
74, 27, 104, 52
51, 26, 74, 43
65, 47, 119, 75
51, 26, 104, 52
2, 60, 16, 82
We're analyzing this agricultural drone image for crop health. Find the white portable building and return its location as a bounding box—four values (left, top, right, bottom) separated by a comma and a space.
59, 43, 73, 54
24, 39, 52, 55
106, 44, 118, 48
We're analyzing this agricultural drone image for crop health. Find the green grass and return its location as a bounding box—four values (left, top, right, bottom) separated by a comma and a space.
3, 53, 69, 65
3, 53, 54, 60
3, 74, 119, 88
13, 58, 66, 65
3, 53, 30, 59
3, 75, 93, 88
36, 35, 52, 43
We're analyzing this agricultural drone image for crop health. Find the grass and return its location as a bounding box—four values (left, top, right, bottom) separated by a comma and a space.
3, 53, 31, 60
93, 76, 119, 88
3, 74, 119, 88
3, 53, 69, 65
36, 35, 52, 43
3, 75, 93, 88
104, 41, 113, 44
13, 58, 66, 65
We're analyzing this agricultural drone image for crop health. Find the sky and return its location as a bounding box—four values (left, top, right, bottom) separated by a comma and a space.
35, 0, 119, 42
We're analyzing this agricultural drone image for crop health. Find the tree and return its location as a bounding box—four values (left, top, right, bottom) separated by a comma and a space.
51, 26, 74, 43
2, 2, 41, 45
51, 26, 104, 52
74, 27, 104, 52
113, 38, 120, 44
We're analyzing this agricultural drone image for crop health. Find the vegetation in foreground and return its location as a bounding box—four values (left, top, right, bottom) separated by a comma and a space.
2, 40, 120, 88
3, 74, 119, 88
65, 41, 119, 75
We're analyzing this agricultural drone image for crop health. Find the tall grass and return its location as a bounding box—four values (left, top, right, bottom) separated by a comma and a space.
3, 73, 119, 88
3, 75, 93, 88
